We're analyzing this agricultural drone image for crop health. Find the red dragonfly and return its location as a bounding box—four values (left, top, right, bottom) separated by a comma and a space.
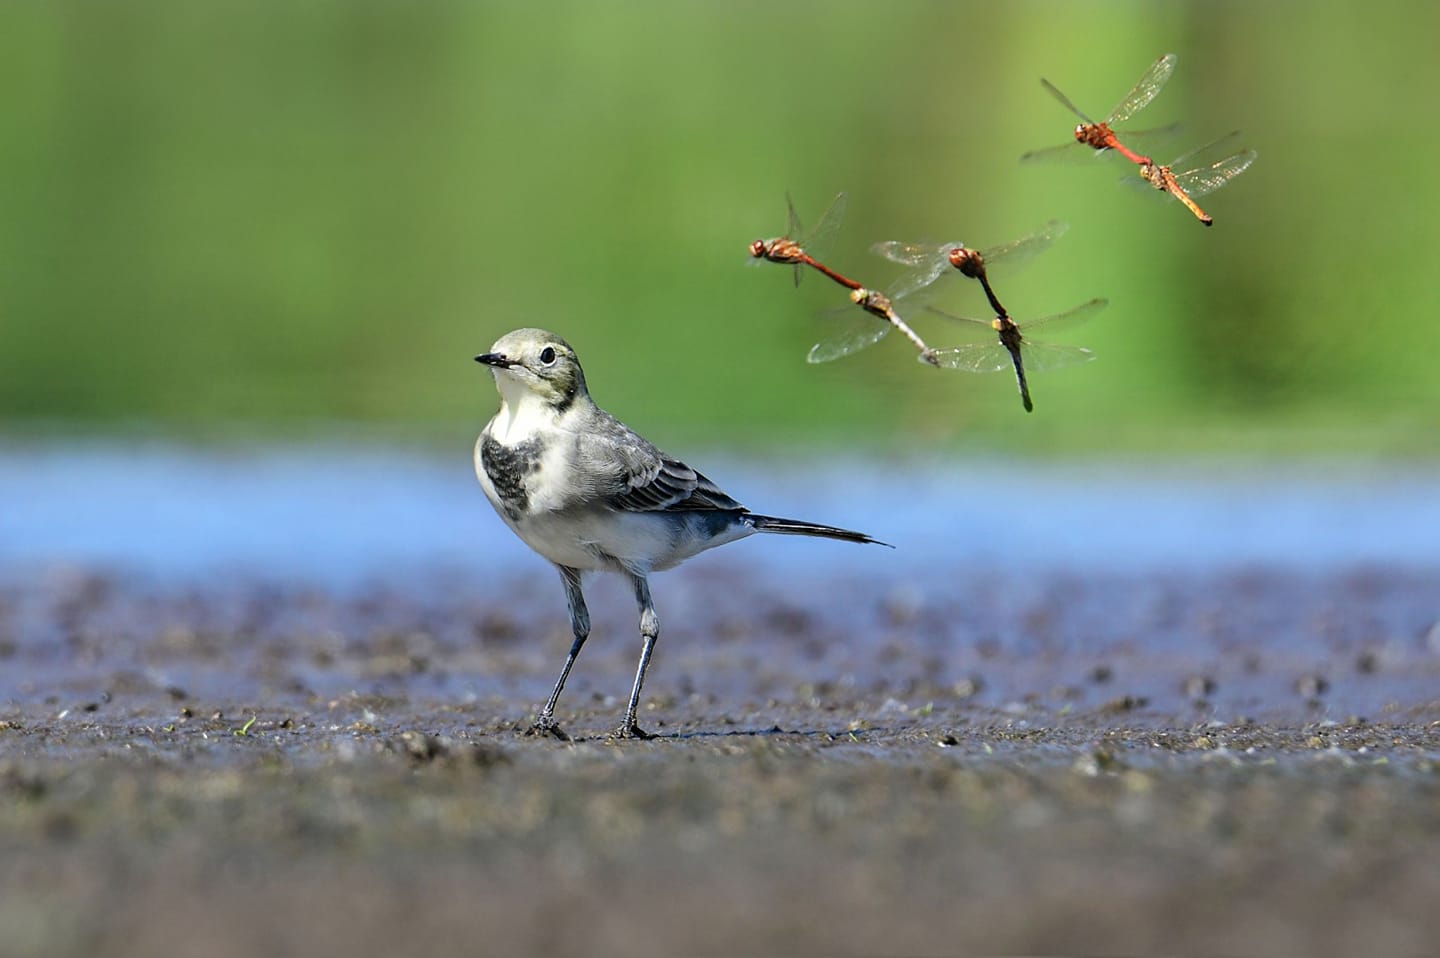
749, 192, 858, 290
1132, 132, 1257, 226
1022, 53, 1178, 166
871, 220, 1068, 320
924, 298, 1108, 413
808, 282, 937, 366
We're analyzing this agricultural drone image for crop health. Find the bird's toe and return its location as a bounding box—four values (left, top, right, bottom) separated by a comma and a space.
524, 716, 572, 741
609, 722, 654, 741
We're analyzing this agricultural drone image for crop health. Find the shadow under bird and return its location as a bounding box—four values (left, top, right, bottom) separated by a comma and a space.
473, 328, 890, 740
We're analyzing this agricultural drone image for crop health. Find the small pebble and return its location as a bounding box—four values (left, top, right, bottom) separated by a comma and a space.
397, 730, 447, 762
952, 676, 984, 699
1099, 694, 1148, 714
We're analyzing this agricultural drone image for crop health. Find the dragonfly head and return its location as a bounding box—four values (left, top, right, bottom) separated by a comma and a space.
994, 317, 1023, 349
1076, 123, 1113, 150
850, 287, 891, 318
948, 246, 984, 279
748, 239, 768, 259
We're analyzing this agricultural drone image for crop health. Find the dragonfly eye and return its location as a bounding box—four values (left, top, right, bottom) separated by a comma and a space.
948, 247, 981, 277
539, 346, 557, 366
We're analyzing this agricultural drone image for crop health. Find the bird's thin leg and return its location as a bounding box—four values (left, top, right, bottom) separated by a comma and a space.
614, 573, 659, 739
527, 565, 589, 740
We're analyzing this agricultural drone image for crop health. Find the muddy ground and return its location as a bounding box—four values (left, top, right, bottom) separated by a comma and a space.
2, 561, 1438, 956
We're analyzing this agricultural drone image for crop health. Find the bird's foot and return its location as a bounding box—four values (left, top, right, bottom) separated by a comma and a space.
524, 715, 572, 741
609, 720, 653, 741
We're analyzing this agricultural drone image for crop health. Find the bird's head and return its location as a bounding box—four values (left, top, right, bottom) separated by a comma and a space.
475, 328, 587, 411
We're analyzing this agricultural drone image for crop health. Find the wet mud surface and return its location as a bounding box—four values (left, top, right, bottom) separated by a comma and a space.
3, 561, 1439, 955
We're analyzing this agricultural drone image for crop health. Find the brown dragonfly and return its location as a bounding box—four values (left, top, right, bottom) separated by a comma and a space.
807, 282, 938, 367
871, 220, 1068, 320
924, 298, 1108, 412
749, 192, 858, 289
1022, 53, 1178, 166
1132, 132, 1257, 226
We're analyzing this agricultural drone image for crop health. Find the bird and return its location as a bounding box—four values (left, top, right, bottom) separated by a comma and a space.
473, 327, 890, 740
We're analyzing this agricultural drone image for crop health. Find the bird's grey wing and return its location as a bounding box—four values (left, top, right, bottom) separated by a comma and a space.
579, 410, 745, 513
613, 456, 745, 512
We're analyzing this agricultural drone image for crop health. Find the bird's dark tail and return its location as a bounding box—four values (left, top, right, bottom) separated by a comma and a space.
747, 514, 893, 548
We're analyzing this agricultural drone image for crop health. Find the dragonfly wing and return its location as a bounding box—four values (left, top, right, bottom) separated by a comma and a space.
1019, 297, 1108, 335
1106, 52, 1177, 125
802, 192, 848, 259
807, 307, 892, 364
784, 191, 803, 240
1110, 121, 1184, 152
870, 240, 945, 269
1120, 165, 1160, 194
780, 191, 848, 288
982, 220, 1070, 272
1018, 342, 1096, 373
1174, 149, 1257, 199
928, 343, 1013, 374
1166, 131, 1242, 170
781, 192, 805, 287
870, 241, 962, 303
890, 260, 956, 304
1039, 77, 1093, 124
1019, 140, 1126, 165
921, 303, 996, 333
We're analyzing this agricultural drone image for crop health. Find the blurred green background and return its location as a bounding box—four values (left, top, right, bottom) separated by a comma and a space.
1, 0, 1436, 455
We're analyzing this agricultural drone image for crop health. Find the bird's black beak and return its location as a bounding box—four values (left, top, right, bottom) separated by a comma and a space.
475, 353, 514, 368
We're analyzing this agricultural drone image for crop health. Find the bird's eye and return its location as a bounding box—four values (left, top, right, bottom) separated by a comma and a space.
539, 346, 557, 366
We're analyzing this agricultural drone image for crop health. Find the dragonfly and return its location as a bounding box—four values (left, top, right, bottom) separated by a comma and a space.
924, 298, 1108, 413
1021, 53, 1178, 167
1132, 132, 1257, 226
871, 220, 1069, 320
807, 282, 938, 367
749, 191, 859, 290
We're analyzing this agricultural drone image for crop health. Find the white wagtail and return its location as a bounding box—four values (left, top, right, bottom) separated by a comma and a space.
474, 327, 890, 739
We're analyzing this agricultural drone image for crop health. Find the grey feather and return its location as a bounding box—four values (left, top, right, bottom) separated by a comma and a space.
573, 407, 746, 514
